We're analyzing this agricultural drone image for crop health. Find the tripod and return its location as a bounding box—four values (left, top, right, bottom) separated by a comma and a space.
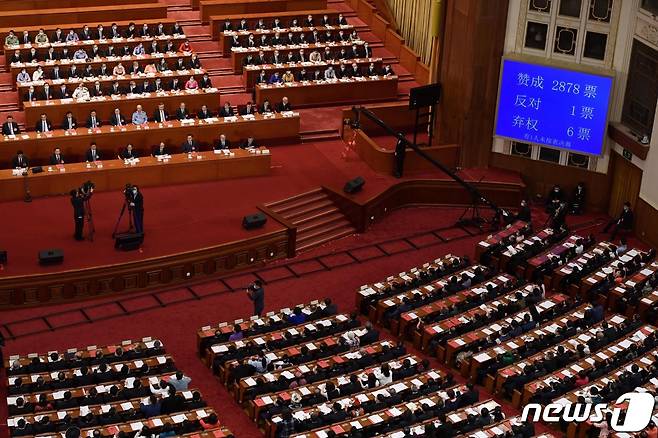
112, 199, 134, 238
84, 198, 95, 241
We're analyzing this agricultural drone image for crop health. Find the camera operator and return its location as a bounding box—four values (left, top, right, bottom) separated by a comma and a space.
70, 189, 85, 241
126, 184, 144, 234
79, 180, 95, 200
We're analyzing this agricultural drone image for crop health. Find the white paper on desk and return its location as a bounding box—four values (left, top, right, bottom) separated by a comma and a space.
130, 422, 143, 431
369, 414, 383, 424
195, 409, 208, 418
244, 377, 257, 386
151, 418, 164, 427
171, 414, 187, 423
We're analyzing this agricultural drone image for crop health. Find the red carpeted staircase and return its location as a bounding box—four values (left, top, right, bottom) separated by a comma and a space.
265, 188, 357, 251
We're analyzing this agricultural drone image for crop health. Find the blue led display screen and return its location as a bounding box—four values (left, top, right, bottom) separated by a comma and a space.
495, 59, 613, 155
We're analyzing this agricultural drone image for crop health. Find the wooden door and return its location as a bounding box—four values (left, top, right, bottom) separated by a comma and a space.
608, 150, 642, 218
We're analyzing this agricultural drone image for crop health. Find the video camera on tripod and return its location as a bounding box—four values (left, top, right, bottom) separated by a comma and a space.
78, 180, 95, 201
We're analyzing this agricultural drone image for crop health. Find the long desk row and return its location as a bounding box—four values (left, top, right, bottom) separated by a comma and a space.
0, 3, 168, 28
0, 148, 271, 201
1, 113, 299, 164
1, 19, 180, 49
5, 35, 187, 68
18, 69, 208, 101
219, 24, 353, 55
23, 88, 217, 127
12, 52, 193, 84
198, 0, 327, 21
231, 40, 360, 72
243, 58, 382, 89
255, 76, 399, 107
209, 9, 344, 40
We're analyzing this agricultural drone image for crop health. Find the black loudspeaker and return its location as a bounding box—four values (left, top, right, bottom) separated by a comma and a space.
242, 212, 267, 230
115, 233, 144, 251
0, 250, 6, 264
343, 176, 365, 194
38, 249, 64, 265
409, 83, 442, 109
31, 166, 43, 174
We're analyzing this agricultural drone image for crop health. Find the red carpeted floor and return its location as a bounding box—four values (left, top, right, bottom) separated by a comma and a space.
0, 204, 639, 437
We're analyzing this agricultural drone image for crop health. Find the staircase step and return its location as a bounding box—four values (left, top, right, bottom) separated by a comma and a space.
290, 206, 340, 226
269, 192, 329, 214
279, 199, 336, 221
297, 220, 355, 243
297, 227, 355, 252
265, 188, 323, 208
297, 214, 351, 234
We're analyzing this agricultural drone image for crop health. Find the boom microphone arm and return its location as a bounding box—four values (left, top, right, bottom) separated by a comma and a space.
351, 106, 503, 218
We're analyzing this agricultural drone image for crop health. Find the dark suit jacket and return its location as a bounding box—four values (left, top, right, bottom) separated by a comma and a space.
182, 140, 199, 153
61, 116, 78, 130
153, 110, 169, 123
2, 121, 19, 136
35, 120, 53, 132
239, 106, 256, 115
218, 107, 234, 117
50, 153, 64, 165
86, 116, 102, 128
85, 149, 101, 162
12, 155, 29, 168
276, 102, 292, 112
120, 149, 138, 160
153, 146, 169, 156
241, 139, 258, 149
110, 114, 126, 126
175, 108, 190, 120
214, 139, 231, 150
197, 109, 213, 119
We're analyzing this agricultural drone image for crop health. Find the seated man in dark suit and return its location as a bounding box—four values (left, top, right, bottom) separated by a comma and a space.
276, 96, 292, 112
152, 141, 169, 157
239, 102, 257, 115
11, 150, 29, 169
2, 115, 20, 136
85, 143, 102, 162
218, 102, 234, 117
87, 110, 101, 129
175, 102, 190, 120
182, 134, 199, 153
153, 103, 170, 123
214, 134, 231, 150
197, 104, 213, 119
50, 147, 65, 165
110, 108, 127, 126
23, 86, 38, 103
61, 111, 78, 130
241, 136, 258, 149
120, 144, 138, 160
35, 113, 53, 133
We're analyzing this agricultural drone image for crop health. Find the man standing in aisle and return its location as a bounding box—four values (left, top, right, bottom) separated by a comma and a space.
247, 280, 265, 316
129, 185, 144, 234
71, 189, 85, 241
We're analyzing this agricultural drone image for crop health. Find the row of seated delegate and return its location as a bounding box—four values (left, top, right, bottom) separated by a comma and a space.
14, 51, 199, 84
21, 70, 210, 101
5, 337, 233, 437
4, 22, 184, 46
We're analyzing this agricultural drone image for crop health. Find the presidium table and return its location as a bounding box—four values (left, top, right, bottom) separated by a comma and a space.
0, 113, 300, 165
255, 76, 399, 107
0, 148, 271, 202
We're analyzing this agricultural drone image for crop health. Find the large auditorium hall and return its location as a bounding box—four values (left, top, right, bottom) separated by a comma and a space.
0, 0, 658, 437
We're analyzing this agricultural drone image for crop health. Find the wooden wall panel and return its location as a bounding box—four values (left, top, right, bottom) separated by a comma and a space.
437, 0, 509, 168
608, 150, 642, 218
384, 29, 405, 58
371, 13, 390, 41
356, 0, 375, 24
490, 152, 612, 213
400, 46, 420, 76
415, 63, 430, 85
635, 198, 658, 249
